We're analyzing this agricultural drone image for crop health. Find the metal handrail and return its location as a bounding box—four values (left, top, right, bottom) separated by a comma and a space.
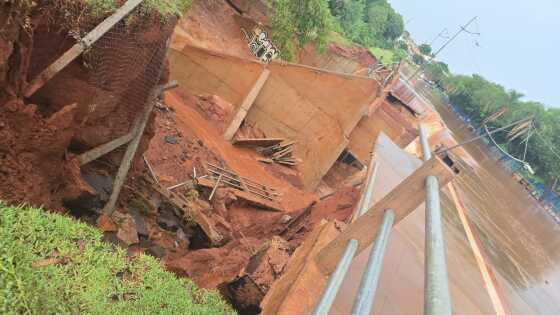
314, 156, 380, 315
312, 239, 359, 315
313, 123, 451, 314
351, 209, 395, 315
419, 124, 452, 315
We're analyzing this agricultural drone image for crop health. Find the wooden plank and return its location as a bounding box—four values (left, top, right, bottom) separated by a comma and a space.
24, 0, 144, 97
224, 69, 271, 141
233, 138, 285, 147
271, 146, 293, 159
77, 132, 134, 166
198, 177, 283, 212
315, 156, 455, 274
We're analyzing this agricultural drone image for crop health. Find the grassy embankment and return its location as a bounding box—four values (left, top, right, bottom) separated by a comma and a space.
0, 203, 234, 314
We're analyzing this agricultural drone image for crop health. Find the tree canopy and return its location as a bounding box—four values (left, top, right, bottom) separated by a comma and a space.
270, 0, 406, 62
439, 73, 560, 186
419, 43, 432, 56
331, 0, 404, 48
270, 0, 333, 60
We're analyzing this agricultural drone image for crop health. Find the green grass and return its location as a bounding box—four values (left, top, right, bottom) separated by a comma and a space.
85, 0, 192, 18
0, 203, 234, 314
326, 31, 353, 46
368, 46, 395, 65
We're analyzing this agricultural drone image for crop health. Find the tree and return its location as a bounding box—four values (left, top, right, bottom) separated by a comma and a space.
443, 73, 560, 185
397, 40, 408, 51
424, 61, 449, 85
337, 0, 368, 43
419, 43, 432, 56
412, 53, 425, 65
270, 0, 334, 60
383, 9, 404, 40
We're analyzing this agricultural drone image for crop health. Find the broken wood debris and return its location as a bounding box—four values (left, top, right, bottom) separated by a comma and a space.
143, 155, 159, 185
197, 163, 283, 212
167, 180, 195, 191
279, 202, 314, 241
256, 140, 298, 166
145, 177, 224, 245
208, 173, 224, 201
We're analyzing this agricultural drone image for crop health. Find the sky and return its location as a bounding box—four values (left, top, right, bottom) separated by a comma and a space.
388, 0, 560, 108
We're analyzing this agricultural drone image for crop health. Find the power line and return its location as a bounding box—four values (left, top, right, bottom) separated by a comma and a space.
429, 28, 449, 46
409, 16, 479, 80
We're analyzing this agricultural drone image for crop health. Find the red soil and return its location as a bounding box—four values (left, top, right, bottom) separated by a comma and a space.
141, 90, 360, 289
0, 4, 174, 210
172, 0, 254, 59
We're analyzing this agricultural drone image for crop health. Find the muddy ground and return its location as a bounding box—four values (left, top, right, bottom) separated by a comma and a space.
0, 2, 366, 312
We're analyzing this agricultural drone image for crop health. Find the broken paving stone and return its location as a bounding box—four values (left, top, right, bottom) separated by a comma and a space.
116, 215, 139, 246
97, 214, 118, 232
164, 135, 178, 144
128, 208, 148, 237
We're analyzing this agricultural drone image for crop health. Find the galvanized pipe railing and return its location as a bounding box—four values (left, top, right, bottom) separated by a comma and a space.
314, 123, 451, 314
312, 239, 358, 315
314, 156, 381, 315
351, 209, 395, 315
419, 124, 452, 315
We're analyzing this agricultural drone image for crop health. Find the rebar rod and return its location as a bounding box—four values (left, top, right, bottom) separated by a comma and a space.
351, 209, 395, 315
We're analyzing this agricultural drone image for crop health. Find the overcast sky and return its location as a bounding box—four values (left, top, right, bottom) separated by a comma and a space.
388, 0, 560, 108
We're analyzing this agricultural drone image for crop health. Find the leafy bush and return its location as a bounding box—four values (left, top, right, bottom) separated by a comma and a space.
418, 43, 432, 56
0, 203, 234, 314
412, 53, 425, 65
270, 0, 334, 60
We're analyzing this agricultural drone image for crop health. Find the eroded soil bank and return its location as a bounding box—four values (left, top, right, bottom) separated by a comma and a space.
1, 2, 366, 313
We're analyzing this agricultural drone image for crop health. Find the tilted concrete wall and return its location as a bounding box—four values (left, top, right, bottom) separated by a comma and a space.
168, 48, 262, 108
347, 99, 419, 164
168, 45, 380, 189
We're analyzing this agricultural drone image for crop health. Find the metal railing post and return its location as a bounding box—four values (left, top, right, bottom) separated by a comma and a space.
357, 161, 380, 218
314, 157, 381, 314
419, 124, 432, 161
313, 239, 359, 315
419, 124, 452, 315
351, 209, 395, 315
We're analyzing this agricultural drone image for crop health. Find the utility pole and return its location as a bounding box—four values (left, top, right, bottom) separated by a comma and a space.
408, 16, 479, 81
